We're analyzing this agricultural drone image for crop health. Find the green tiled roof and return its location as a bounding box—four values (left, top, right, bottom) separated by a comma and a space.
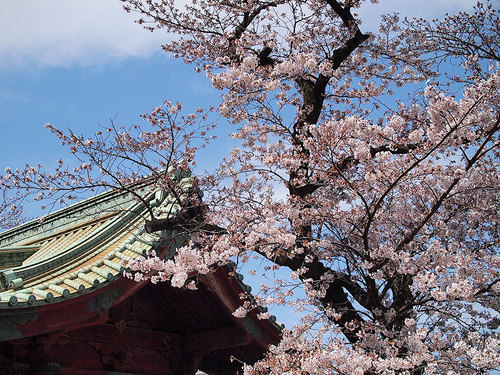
0, 175, 194, 307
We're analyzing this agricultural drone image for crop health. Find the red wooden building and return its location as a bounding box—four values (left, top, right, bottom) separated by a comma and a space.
0, 179, 281, 374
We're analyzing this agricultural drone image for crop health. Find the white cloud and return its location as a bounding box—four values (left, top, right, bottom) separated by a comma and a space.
0, 0, 478, 70
0, 0, 166, 70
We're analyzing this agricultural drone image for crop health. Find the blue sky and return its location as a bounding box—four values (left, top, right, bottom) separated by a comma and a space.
0, 53, 219, 169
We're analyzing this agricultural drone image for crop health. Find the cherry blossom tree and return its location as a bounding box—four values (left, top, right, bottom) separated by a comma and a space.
2, 1, 499, 373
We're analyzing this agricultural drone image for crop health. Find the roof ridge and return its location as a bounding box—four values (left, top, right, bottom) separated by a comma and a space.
0, 199, 148, 291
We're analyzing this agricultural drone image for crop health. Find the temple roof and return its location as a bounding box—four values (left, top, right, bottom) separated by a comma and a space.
0, 178, 182, 307
0, 175, 282, 374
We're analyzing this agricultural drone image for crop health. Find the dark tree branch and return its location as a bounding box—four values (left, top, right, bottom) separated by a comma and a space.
229, 2, 280, 42
268, 249, 365, 344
